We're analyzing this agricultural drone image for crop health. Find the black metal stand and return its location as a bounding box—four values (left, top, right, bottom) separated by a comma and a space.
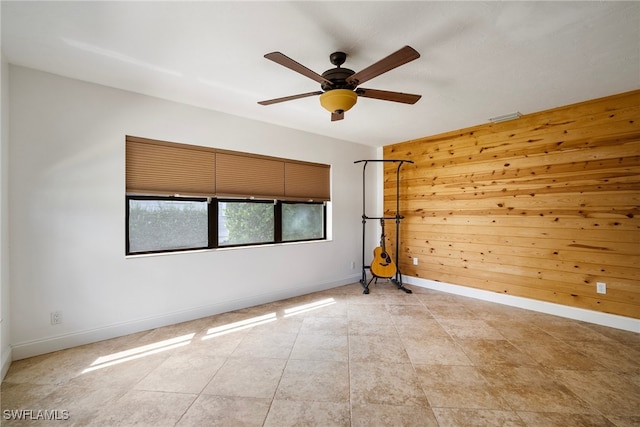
355, 159, 413, 294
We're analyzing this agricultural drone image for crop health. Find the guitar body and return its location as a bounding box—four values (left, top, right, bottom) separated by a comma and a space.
371, 246, 397, 278
370, 219, 397, 278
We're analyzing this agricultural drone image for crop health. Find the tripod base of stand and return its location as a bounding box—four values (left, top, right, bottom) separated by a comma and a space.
360, 273, 412, 294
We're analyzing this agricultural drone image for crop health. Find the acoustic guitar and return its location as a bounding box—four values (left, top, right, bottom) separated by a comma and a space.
370, 219, 397, 278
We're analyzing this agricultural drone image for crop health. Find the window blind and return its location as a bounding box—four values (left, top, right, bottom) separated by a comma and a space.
126, 136, 215, 196
126, 136, 331, 201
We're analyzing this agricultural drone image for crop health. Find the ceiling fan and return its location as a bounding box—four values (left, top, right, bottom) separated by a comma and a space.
258, 46, 422, 121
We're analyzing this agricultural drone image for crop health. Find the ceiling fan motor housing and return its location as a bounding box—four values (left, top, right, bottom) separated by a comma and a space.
321, 67, 356, 92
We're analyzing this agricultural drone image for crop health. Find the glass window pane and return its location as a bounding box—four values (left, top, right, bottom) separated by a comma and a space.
282, 203, 324, 241
128, 199, 208, 253
219, 201, 274, 246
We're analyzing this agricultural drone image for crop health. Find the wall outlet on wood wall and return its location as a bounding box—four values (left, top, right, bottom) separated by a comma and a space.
596, 282, 607, 294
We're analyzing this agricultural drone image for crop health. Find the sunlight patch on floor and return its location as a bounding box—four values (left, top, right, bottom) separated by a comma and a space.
202, 313, 278, 340
81, 333, 195, 374
284, 298, 336, 317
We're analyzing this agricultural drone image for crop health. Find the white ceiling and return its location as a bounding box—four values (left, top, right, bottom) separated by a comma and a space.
2, 1, 639, 147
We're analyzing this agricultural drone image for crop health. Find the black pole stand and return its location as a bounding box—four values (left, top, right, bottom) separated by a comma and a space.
355, 159, 413, 294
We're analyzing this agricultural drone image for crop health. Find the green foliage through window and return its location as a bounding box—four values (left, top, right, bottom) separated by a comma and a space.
220, 201, 274, 246
126, 196, 325, 254
128, 199, 208, 253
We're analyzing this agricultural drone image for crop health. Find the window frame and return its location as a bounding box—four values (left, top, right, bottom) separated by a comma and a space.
126, 195, 327, 256
125, 195, 213, 255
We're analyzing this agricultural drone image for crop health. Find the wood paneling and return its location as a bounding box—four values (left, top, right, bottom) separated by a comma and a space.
384, 90, 640, 319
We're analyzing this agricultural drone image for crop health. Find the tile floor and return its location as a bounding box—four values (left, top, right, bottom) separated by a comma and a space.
2, 282, 639, 426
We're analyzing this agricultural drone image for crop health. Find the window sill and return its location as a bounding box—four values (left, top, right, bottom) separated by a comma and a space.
125, 238, 333, 259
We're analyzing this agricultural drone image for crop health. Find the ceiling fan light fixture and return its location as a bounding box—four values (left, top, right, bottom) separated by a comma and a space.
319, 89, 357, 114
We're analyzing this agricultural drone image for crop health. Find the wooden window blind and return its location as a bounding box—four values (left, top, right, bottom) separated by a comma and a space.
126, 136, 331, 201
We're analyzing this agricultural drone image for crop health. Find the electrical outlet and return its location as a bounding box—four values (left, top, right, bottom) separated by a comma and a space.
350, 261, 356, 269
50, 311, 62, 325
596, 282, 607, 294
413, 257, 418, 265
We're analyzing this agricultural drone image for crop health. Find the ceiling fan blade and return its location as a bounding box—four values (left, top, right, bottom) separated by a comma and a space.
346, 46, 420, 87
258, 91, 323, 106
331, 111, 344, 121
356, 88, 421, 104
264, 52, 333, 86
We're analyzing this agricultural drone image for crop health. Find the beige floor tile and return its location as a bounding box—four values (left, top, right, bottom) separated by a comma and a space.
516, 411, 617, 426
202, 357, 286, 399
347, 303, 394, 323
456, 339, 538, 366
350, 361, 428, 407
67, 352, 168, 389
0, 382, 61, 411
533, 318, 614, 342
393, 318, 450, 339
479, 365, 595, 413
88, 389, 196, 426
415, 365, 511, 410
263, 399, 350, 427
511, 339, 607, 370
298, 316, 349, 336
275, 359, 349, 402
31, 384, 128, 426
605, 414, 640, 427
386, 303, 433, 318
177, 394, 271, 427
289, 333, 348, 361
432, 408, 526, 427
231, 331, 297, 359
349, 334, 411, 363
349, 319, 399, 336
438, 319, 505, 340
554, 369, 640, 417
2, 347, 98, 386
425, 303, 477, 320
567, 340, 640, 373
250, 314, 304, 335
485, 319, 557, 342
351, 402, 439, 427
402, 335, 473, 365
3, 283, 637, 426
178, 329, 245, 357
134, 353, 226, 394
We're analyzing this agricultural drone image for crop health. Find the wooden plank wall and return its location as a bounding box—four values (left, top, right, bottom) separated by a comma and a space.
383, 90, 640, 319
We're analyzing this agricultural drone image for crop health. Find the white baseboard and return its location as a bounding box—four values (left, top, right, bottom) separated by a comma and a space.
405, 276, 639, 334
1, 345, 11, 381
11, 274, 361, 361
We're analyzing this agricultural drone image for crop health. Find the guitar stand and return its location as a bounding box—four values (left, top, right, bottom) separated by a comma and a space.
355, 159, 413, 295
366, 270, 410, 294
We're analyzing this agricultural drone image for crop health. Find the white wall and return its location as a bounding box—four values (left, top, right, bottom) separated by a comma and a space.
9, 66, 379, 360
1, 53, 12, 378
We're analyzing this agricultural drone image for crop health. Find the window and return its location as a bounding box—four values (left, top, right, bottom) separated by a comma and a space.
126, 196, 326, 255
127, 197, 211, 254
218, 200, 274, 247
282, 202, 325, 242
125, 136, 330, 255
